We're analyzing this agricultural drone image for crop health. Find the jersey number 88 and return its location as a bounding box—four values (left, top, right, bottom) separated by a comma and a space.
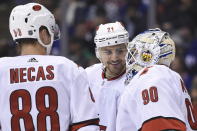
9, 86, 60, 131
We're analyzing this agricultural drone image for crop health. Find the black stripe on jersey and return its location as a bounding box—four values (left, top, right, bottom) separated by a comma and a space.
138, 116, 186, 131
69, 118, 99, 131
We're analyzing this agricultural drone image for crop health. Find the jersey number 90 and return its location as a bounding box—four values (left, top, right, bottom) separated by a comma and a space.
141, 67, 197, 130
141, 86, 197, 130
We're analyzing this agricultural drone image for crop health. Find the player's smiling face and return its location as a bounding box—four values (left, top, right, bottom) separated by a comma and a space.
99, 43, 127, 77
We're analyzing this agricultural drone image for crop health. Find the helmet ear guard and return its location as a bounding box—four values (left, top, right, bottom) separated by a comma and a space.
37, 26, 55, 55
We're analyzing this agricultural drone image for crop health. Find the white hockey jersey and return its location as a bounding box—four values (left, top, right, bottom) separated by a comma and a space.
0, 55, 98, 131
116, 65, 197, 131
86, 63, 126, 131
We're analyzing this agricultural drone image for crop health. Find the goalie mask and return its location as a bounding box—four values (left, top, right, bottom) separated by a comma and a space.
9, 3, 60, 55
125, 28, 175, 85
94, 21, 129, 59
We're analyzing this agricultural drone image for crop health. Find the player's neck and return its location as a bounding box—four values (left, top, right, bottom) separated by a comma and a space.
20, 43, 47, 55
105, 67, 126, 80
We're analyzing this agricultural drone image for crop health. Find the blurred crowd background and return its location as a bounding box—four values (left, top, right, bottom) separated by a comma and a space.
0, 0, 197, 105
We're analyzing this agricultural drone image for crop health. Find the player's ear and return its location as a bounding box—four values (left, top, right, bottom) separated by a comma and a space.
39, 26, 51, 45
